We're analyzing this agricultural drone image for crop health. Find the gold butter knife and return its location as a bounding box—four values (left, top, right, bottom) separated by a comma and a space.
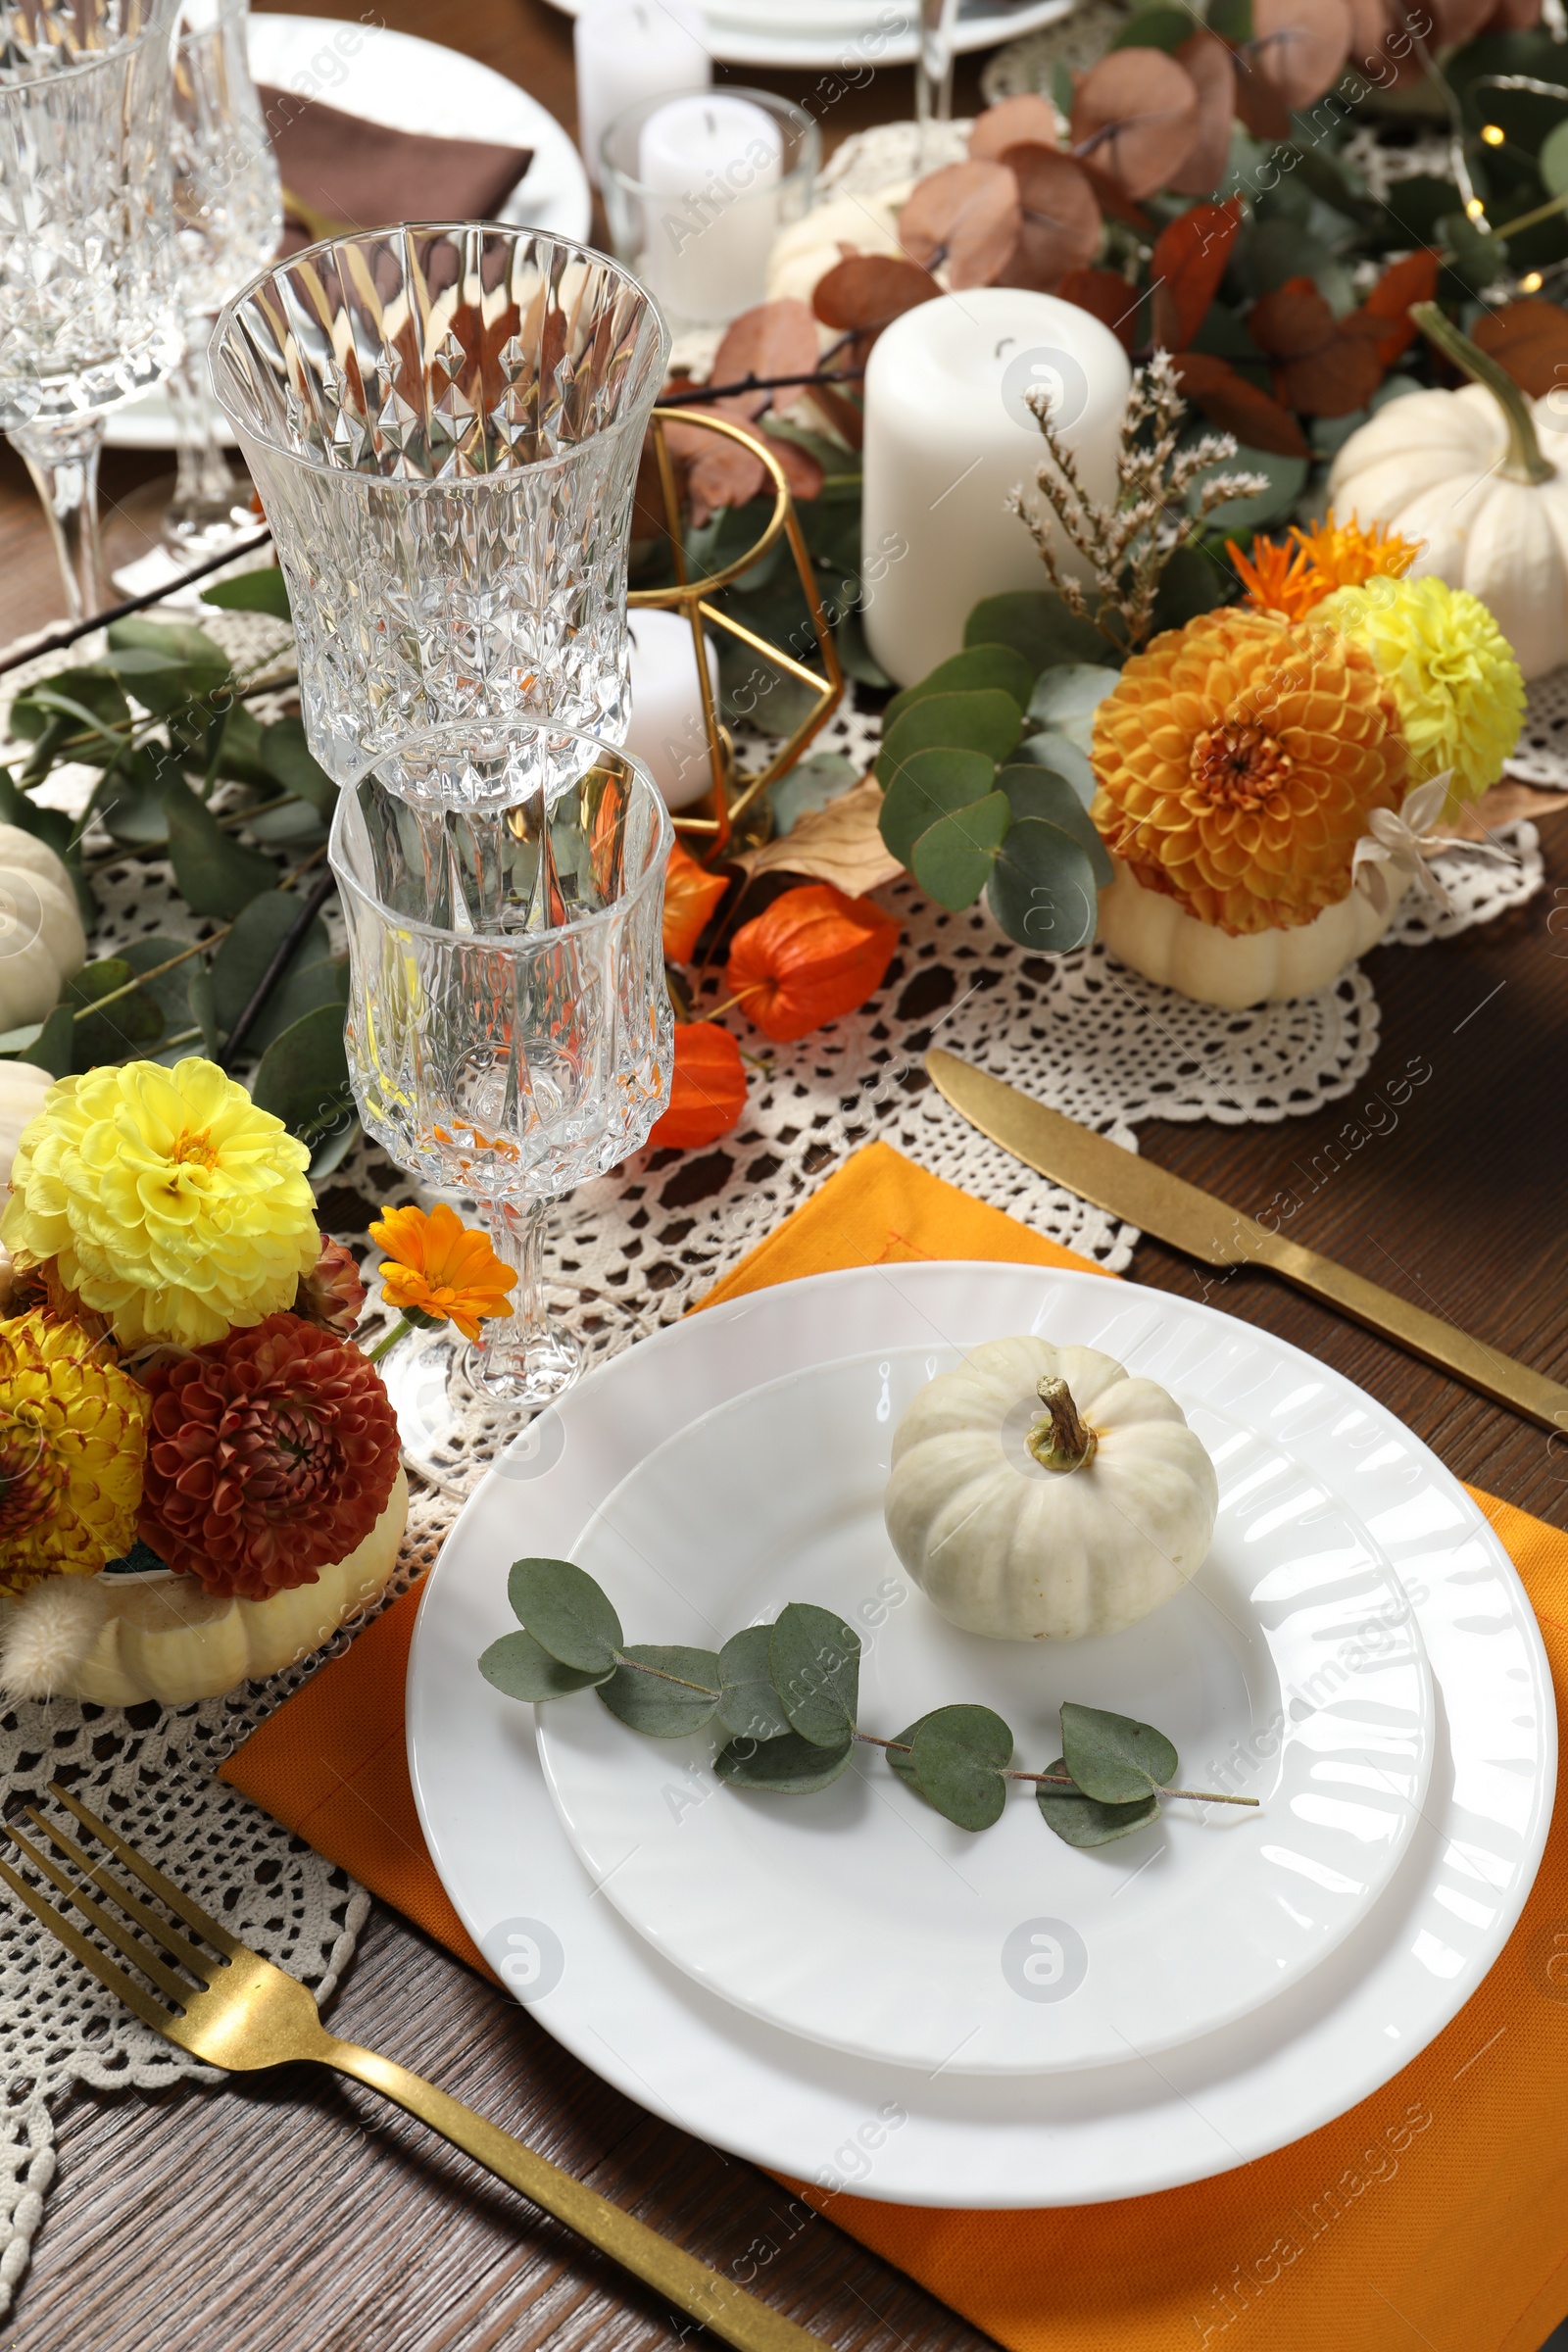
926, 1048, 1568, 1436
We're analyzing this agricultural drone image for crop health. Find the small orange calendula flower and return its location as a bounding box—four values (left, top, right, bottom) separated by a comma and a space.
1227, 532, 1320, 620
1230, 511, 1422, 622
369, 1202, 515, 1343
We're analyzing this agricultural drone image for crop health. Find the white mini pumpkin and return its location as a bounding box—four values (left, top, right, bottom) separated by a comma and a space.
1095, 855, 1407, 1009
0, 1056, 50, 1183
885, 1339, 1217, 1642
1329, 304, 1568, 682
0, 822, 86, 1029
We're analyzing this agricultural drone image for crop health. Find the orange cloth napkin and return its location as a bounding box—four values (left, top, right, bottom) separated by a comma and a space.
223, 1141, 1568, 2352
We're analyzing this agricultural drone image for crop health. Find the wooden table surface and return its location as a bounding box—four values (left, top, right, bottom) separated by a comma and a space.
5, 8, 1568, 2348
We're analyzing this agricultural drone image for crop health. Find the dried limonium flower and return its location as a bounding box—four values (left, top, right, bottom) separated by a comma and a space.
1005, 349, 1269, 654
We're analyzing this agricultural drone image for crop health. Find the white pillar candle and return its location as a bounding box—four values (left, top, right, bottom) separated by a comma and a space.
860, 288, 1133, 689
574, 0, 710, 190
625, 608, 721, 808
636, 92, 782, 325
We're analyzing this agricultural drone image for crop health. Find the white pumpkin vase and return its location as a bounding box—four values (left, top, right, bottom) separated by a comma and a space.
1096, 857, 1408, 1011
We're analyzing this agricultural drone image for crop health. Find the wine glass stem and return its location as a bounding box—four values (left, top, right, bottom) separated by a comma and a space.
167, 330, 242, 520
470, 1196, 557, 1389
8, 413, 109, 625
916, 0, 959, 150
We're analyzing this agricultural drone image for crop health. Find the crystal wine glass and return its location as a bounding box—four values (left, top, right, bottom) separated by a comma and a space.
916, 0, 960, 166
0, 0, 182, 622
330, 720, 674, 1480
212, 225, 669, 801
164, 0, 282, 552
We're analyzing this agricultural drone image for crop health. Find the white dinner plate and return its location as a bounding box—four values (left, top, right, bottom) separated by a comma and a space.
548, 0, 1080, 72
106, 15, 590, 451
406, 1261, 1556, 2207
540, 1349, 1434, 2075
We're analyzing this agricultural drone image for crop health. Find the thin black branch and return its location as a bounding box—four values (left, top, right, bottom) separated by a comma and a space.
0, 528, 274, 680
217, 867, 334, 1072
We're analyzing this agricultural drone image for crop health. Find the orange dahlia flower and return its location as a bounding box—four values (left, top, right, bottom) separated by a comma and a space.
369, 1201, 515, 1344
1090, 608, 1407, 934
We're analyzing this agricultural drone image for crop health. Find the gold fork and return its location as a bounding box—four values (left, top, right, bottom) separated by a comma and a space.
2, 1785, 826, 2352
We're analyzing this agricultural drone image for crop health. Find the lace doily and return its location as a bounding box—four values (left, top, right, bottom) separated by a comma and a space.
1507, 665, 1568, 791
0, 569, 1550, 2310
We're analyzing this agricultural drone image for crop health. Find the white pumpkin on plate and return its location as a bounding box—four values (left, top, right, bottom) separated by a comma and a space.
885, 1338, 1217, 1642
0, 822, 86, 1030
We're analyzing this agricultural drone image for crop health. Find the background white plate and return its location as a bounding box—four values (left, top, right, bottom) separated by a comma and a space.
407, 1262, 1556, 2207
542, 1349, 1434, 2074
548, 0, 1080, 72
106, 15, 590, 451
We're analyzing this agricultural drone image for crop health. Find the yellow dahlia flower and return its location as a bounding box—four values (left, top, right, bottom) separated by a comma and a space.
1314, 575, 1525, 815
0, 1311, 146, 1593
1091, 608, 1407, 935
0, 1057, 319, 1348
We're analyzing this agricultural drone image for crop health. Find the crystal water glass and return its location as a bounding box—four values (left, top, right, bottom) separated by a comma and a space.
213, 226, 669, 800
0, 0, 181, 620
165, 0, 282, 552
330, 721, 673, 1455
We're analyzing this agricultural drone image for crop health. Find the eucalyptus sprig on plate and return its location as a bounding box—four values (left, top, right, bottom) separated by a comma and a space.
478, 1558, 1258, 1848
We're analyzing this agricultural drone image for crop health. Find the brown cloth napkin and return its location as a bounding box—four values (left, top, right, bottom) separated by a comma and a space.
258, 86, 533, 253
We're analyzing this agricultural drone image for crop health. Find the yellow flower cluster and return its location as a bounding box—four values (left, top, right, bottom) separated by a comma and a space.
0, 1311, 146, 1594
1, 1057, 319, 1348
1314, 575, 1525, 815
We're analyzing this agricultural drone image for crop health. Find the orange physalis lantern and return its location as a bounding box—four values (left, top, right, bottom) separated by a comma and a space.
724, 883, 900, 1044
648, 1022, 749, 1150
662, 840, 729, 964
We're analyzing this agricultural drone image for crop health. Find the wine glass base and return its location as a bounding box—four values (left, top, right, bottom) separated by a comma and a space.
162, 495, 260, 557
373, 1321, 580, 1491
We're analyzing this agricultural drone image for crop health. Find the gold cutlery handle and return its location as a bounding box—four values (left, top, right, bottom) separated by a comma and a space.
1256, 1233, 1568, 1436
324, 2038, 827, 2351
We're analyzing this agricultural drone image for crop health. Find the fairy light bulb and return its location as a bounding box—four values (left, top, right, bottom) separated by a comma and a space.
1520, 270, 1544, 292
1481, 122, 1505, 146
1465, 197, 1487, 220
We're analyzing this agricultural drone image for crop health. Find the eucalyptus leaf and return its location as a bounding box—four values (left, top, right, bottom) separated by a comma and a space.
875, 689, 1022, 787
1542, 119, 1568, 199
1059, 1701, 1178, 1804
261, 717, 337, 816
103, 616, 230, 715
964, 589, 1112, 671
1025, 663, 1121, 756
1151, 542, 1229, 635
211, 700, 272, 789
93, 745, 170, 847
713, 1730, 855, 1793
909, 789, 1011, 910
63, 957, 163, 1069
508, 1556, 624, 1674
717, 1624, 793, 1740
879, 746, 999, 868
768, 1601, 860, 1747
1014, 728, 1095, 808
1036, 1758, 1161, 1848
996, 764, 1112, 888
833, 602, 893, 689
479, 1628, 613, 1702
597, 1644, 722, 1737
249, 1002, 353, 1146
769, 751, 858, 837
202, 566, 293, 621
905, 1704, 1013, 1832
162, 774, 277, 918
883, 644, 1035, 735
115, 938, 200, 1025
209, 888, 345, 1053
19, 1003, 74, 1076
187, 964, 220, 1058
986, 819, 1099, 952
8, 667, 129, 762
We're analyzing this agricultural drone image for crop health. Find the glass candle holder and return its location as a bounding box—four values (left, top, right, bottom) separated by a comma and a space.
331, 720, 673, 1458
600, 87, 817, 330
212, 225, 669, 799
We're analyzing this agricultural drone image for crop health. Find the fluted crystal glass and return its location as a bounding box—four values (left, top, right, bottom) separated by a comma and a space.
331, 721, 673, 1452
164, 0, 282, 552
0, 0, 181, 619
213, 226, 669, 802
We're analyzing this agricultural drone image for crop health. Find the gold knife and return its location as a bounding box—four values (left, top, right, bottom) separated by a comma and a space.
926, 1048, 1568, 1436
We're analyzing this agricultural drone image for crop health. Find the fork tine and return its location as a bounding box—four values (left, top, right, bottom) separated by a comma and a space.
47, 1784, 244, 1960
0, 1856, 175, 2037
7, 1825, 197, 2008
23, 1806, 217, 1981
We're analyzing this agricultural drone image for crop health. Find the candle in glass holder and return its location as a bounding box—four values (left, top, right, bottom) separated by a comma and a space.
636, 91, 782, 324
625, 608, 721, 809
860, 288, 1133, 688
574, 0, 709, 189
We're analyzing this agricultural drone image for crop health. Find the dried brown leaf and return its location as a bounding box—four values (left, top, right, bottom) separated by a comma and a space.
1458, 778, 1566, 831
744, 777, 903, 896
1150, 197, 1243, 354
899, 159, 1022, 289
1167, 29, 1238, 198
968, 93, 1063, 162
1248, 0, 1350, 111
1277, 334, 1384, 416
1472, 299, 1568, 400
1069, 48, 1201, 203
995, 145, 1102, 290
708, 299, 820, 418
1171, 351, 1310, 457
1055, 265, 1141, 354
1361, 250, 1441, 366
1248, 275, 1340, 361
811, 253, 940, 335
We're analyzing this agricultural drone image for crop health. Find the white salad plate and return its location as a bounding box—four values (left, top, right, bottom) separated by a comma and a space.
539, 1348, 1435, 2076
106, 16, 590, 451
407, 1261, 1555, 2207
549, 0, 1080, 73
